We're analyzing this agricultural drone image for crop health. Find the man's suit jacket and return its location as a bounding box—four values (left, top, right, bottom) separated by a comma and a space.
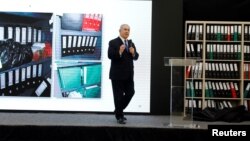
108, 37, 139, 80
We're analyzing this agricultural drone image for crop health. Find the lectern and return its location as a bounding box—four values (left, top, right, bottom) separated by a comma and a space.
164, 57, 200, 128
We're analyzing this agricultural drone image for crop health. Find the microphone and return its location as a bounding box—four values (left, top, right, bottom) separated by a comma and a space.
129, 39, 134, 48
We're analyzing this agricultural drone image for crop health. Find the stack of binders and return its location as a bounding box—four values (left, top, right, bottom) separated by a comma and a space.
187, 24, 203, 40
206, 25, 241, 41
205, 81, 239, 98
61, 35, 98, 56
206, 44, 241, 60
1, 25, 43, 44
186, 43, 203, 58
0, 63, 46, 96
205, 62, 239, 79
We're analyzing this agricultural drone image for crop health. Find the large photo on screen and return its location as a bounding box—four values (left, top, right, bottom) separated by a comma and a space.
0, 0, 151, 113
0, 12, 52, 97
54, 13, 103, 99
57, 13, 102, 60
54, 62, 102, 98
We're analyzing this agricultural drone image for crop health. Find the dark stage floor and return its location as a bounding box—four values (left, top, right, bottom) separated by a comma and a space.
0, 112, 249, 128
0, 112, 249, 140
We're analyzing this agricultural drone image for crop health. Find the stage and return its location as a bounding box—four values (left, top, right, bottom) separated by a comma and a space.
0, 112, 249, 140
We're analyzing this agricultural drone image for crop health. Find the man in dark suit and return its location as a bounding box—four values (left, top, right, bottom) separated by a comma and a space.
108, 24, 139, 124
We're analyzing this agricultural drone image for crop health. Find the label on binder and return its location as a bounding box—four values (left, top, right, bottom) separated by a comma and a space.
8, 27, 13, 39
21, 27, 27, 44
21, 68, 26, 82
26, 66, 31, 79
86, 36, 90, 46
0, 60, 2, 69
28, 27, 32, 43
15, 27, 20, 42
38, 64, 42, 77
77, 36, 82, 47
15, 69, 19, 84
33, 65, 37, 78
33, 28, 37, 42
38, 30, 42, 42
73, 36, 77, 48
0, 73, 5, 89
35, 81, 47, 96
62, 36, 67, 48
89, 36, 93, 47
0, 26, 4, 40
82, 36, 86, 47
93, 37, 97, 47
8, 71, 13, 86
46, 78, 51, 84
68, 36, 72, 48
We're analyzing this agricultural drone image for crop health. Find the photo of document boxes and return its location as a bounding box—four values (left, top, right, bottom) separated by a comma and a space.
55, 62, 101, 98
56, 13, 102, 60
0, 12, 53, 97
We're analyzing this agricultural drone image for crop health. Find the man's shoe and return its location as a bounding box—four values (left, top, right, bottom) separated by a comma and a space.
122, 117, 127, 121
117, 118, 126, 124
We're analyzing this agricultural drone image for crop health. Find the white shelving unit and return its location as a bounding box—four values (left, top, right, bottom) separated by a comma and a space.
184, 21, 250, 117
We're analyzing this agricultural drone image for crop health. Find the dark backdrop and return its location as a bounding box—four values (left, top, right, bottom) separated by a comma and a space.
150, 0, 250, 115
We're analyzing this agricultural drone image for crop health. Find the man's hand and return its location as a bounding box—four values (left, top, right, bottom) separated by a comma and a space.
129, 47, 135, 56
119, 44, 126, 55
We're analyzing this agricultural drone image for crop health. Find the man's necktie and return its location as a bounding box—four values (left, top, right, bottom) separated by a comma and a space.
125, 40, 129, 52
